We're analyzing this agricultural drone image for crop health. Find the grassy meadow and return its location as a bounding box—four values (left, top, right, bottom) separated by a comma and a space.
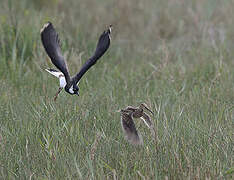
0, 0, 233, 179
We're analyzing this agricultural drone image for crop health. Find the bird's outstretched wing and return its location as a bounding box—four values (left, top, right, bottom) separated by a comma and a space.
120, 110, 143, 145
41, 22, 71, 84
140, 112, 152, 128
72, 25, 112, 85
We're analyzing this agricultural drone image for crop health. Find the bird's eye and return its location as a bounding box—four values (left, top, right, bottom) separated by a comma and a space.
73, 87, 79, 92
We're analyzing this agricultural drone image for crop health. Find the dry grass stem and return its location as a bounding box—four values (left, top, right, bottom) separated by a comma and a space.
90, 132, 102, 161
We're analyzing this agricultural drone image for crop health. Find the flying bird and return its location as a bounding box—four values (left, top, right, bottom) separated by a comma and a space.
40, 22, 112, 100
123, 103, 154, 128
119, 103, 154, 145
120, 103, 154, 145
120, 109, 143, 145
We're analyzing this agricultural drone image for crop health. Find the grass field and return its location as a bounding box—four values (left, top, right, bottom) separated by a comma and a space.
0, 0, 233, 179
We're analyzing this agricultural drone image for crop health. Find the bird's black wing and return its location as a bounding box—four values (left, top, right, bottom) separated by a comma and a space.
72, 25, 111, 85
41, 22, 71, 83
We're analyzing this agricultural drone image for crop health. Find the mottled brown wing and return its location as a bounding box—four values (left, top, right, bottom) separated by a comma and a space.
141, 112, 152, 128
120, 111, 143, 145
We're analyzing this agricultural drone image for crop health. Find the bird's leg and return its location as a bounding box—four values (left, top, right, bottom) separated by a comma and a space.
54, 87, 63, 101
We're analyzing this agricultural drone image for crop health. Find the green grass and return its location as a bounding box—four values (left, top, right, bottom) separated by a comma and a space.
0, 0, 233, 179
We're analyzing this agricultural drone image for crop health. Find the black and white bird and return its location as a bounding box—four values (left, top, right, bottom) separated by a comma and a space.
40, 22, 112, 100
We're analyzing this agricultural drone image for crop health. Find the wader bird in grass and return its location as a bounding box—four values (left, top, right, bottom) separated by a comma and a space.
119, 103, 154, 145
40, 22, 112, 101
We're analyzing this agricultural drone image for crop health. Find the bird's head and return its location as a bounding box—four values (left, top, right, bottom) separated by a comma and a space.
73, 84, 79, 96
65, 84, 79, 96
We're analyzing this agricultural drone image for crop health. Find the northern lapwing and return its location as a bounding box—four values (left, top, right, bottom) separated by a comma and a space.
119, 103, 154, 145
40, 22, 112, 100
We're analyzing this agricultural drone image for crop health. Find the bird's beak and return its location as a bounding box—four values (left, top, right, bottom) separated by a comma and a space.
141, 103, 154, 115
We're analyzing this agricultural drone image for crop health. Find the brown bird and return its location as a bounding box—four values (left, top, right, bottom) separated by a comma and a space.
119, 103, 154, 145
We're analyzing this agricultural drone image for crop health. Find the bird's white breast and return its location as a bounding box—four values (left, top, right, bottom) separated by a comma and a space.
69, 85, 74, 94
59, 77, 66, 88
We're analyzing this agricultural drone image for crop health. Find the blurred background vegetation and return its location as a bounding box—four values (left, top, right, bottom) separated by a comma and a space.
0, 0, 233, 179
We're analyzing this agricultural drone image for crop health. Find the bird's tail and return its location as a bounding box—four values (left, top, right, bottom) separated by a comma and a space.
45, 68, 64, 78
45, 68, 67, 88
